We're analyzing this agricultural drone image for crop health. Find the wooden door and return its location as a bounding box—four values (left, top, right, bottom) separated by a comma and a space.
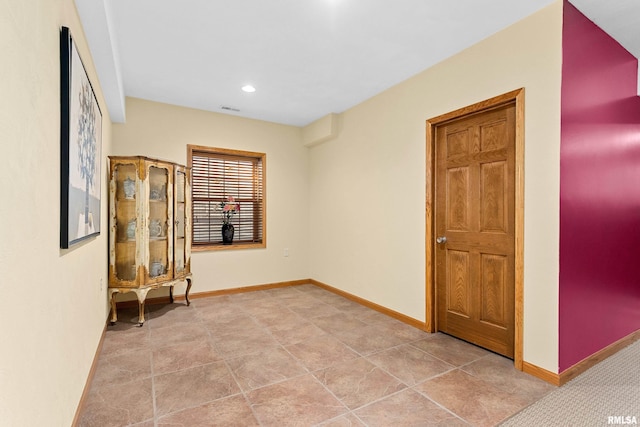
435, 103, 515, 358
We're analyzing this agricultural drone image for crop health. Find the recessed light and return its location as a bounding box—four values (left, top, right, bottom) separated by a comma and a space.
241, 85, 256, 93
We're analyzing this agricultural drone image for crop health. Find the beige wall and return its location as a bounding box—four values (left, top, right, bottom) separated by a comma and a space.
308, 1, 563, 372
0, 0, 112, 425
112, 98, 310, 294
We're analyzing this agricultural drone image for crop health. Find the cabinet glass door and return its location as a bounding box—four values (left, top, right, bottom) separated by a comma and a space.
148, 164, 170, 280
114, 162, 138, 282
174, 167, 187, 276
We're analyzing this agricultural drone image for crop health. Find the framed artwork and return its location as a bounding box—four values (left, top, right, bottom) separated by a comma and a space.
60, 26, 102, 248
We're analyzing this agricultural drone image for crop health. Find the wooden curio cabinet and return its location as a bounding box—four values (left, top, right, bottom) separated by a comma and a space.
108, 156, 192, 325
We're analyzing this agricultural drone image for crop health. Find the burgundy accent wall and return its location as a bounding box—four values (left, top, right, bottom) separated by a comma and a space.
559, 1, 640, 371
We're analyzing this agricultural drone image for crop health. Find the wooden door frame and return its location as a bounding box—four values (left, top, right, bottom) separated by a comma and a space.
425, 88, 525, 370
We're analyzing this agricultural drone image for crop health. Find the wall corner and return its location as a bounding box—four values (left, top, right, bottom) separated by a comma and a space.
302, 113, 341, 148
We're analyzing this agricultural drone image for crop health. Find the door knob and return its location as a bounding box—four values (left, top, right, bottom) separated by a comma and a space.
436, 236, 447, 244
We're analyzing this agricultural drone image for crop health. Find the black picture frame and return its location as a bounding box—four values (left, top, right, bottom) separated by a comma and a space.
60, 26, 102, 248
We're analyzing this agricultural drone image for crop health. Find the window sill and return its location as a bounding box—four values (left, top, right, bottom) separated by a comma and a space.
192, 242, 265, 252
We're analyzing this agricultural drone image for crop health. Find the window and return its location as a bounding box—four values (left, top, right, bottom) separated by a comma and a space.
188, 145, 265, 250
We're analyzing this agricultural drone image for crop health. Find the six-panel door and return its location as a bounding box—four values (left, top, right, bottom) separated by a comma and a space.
435, 103, 516, 358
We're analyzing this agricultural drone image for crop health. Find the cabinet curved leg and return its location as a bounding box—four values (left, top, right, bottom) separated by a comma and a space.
169, 285, 174, 304
137, 300, 145, 327
135, 288, 151, 326
108, 290, 120, 325
185, 278, 192, 306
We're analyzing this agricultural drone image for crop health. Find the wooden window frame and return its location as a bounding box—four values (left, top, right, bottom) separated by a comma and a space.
188, 144, 266, 251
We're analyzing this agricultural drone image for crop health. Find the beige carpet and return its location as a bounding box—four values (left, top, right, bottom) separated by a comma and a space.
501, 340, 640, 426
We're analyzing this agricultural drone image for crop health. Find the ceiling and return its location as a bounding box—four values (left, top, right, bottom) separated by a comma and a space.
76, 0, 640, 127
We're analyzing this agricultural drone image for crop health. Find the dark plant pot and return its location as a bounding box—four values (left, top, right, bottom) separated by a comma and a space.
222, 223, 234, 245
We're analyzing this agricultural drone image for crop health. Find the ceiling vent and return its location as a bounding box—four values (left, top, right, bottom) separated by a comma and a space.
220, 105, 240, 112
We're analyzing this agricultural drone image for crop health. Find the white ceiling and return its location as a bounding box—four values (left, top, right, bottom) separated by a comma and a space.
75, 0, 640, 127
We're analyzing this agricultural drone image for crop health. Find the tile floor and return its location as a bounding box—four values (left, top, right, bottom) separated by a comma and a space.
78, 284, 555, 427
